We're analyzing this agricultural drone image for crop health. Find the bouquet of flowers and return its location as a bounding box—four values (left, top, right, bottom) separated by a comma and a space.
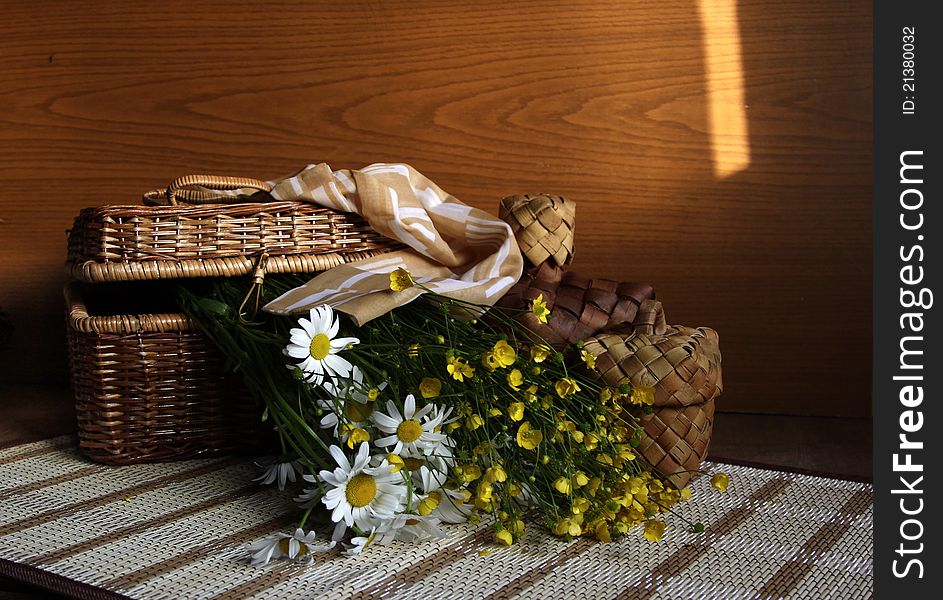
180, 268, 728, 565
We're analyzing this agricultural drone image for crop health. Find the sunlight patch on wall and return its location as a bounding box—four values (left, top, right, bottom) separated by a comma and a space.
698, 0, 751, 178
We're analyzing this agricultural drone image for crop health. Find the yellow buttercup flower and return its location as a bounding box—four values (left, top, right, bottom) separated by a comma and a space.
572, 471, 589, 488
552, 514, 584, 537
643, 519, 666, 542
680, 487, 693, 501
386, 453, 405, 473
508, 402, 525, 421
583, 432, 600, 451
516, 421, 543, 450
475, 497, 496, 512
507, 369, 524, 391
595, 522, 612, 542
418, 491, 441, 515
488, 407, 502, 417
346, 427, 370, 448
419, 377, 442, 399
389, 268, 414, 291
553, 477, 572, 494
446, 356, 475, 382
509, 519, 525, 536
476, 482, 494, 502
492, 340, 517, 367
480, 351, 500, 371
530, 293, 550, 324
523, 385, 538, 404
456, 464, 482, 483
529, 344, 552, 363
554, 377, 581, 398
630, 386, 656, 406
599, 387, 613, 403
571, 497, 590, 514
711, 473, 730, 492
484, 466, 508, 484
494, 529, 514, 546
466, 414, 484, 431
580, 349, 596, 370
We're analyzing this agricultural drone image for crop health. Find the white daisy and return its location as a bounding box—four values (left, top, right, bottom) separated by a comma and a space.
246, 528, 335, 566
294, 478, 321, 508
284, 305, 360, 387
318, 367, 386, 439
319, 443, 407, 531
371, 395, 448, 457
373, 513, 445, 545
415, 466, 471, 524
424, 405, 457, 471
343, 527, 377, 557
254, 459, 304, 491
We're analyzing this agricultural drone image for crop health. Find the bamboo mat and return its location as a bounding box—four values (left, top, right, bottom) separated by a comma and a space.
0, 436, 872, 600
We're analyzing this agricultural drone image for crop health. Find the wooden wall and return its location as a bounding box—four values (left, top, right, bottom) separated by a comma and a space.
0, 1, 871, 416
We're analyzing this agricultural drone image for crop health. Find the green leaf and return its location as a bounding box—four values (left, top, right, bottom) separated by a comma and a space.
196, 297, 233, 317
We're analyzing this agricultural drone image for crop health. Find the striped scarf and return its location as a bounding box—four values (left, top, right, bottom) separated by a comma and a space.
261, 163, 523, 325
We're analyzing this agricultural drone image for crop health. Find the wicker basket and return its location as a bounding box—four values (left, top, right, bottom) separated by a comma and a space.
67, 175, 399, 283
65, 282, 270, 464
65, 175, 401, 464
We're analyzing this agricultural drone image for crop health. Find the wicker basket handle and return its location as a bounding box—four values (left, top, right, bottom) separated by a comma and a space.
143, 175, 273, 206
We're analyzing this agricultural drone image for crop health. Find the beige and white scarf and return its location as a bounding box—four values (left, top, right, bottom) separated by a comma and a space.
255, 163, 522, 325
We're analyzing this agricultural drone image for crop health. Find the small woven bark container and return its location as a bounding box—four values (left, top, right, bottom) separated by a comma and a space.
498, 192, 722, 488
583, 304, 723, 489
65, 175, 400, 464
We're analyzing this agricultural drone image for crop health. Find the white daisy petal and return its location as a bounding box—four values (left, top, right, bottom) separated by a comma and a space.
353, 441, 371, 471
299, 317, 317, 337
371, 412, 399, 431
327, 314, 340, 338
330, 336, 360, 350
374, 435, 398, 448
285, 345, 310, 359
323, 354, 353, 378
403, 394, 416, 419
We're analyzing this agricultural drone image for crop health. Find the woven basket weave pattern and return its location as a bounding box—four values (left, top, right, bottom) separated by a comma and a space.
66, 284, 264, 464
67, 202, 398, 283
499, 193, 576, 267
585, 325, 723, 488
497, 262, 656, 346
64, 174, 401, 464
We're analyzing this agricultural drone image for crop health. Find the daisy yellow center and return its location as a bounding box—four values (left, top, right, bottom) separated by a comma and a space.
403, 457, 425, 471
278, 538, 308, 557
344, 401, 374, 422
397, 419, 423, 443
309, 333, 332, 360
345, 473, 377, 507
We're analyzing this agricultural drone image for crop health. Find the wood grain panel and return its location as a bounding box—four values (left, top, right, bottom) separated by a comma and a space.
0, 0, 871, 416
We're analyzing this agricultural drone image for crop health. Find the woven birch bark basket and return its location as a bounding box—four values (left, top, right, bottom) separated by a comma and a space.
497, 193, 723, 488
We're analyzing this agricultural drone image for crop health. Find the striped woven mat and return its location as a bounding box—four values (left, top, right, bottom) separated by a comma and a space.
0, 436, 872, 600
